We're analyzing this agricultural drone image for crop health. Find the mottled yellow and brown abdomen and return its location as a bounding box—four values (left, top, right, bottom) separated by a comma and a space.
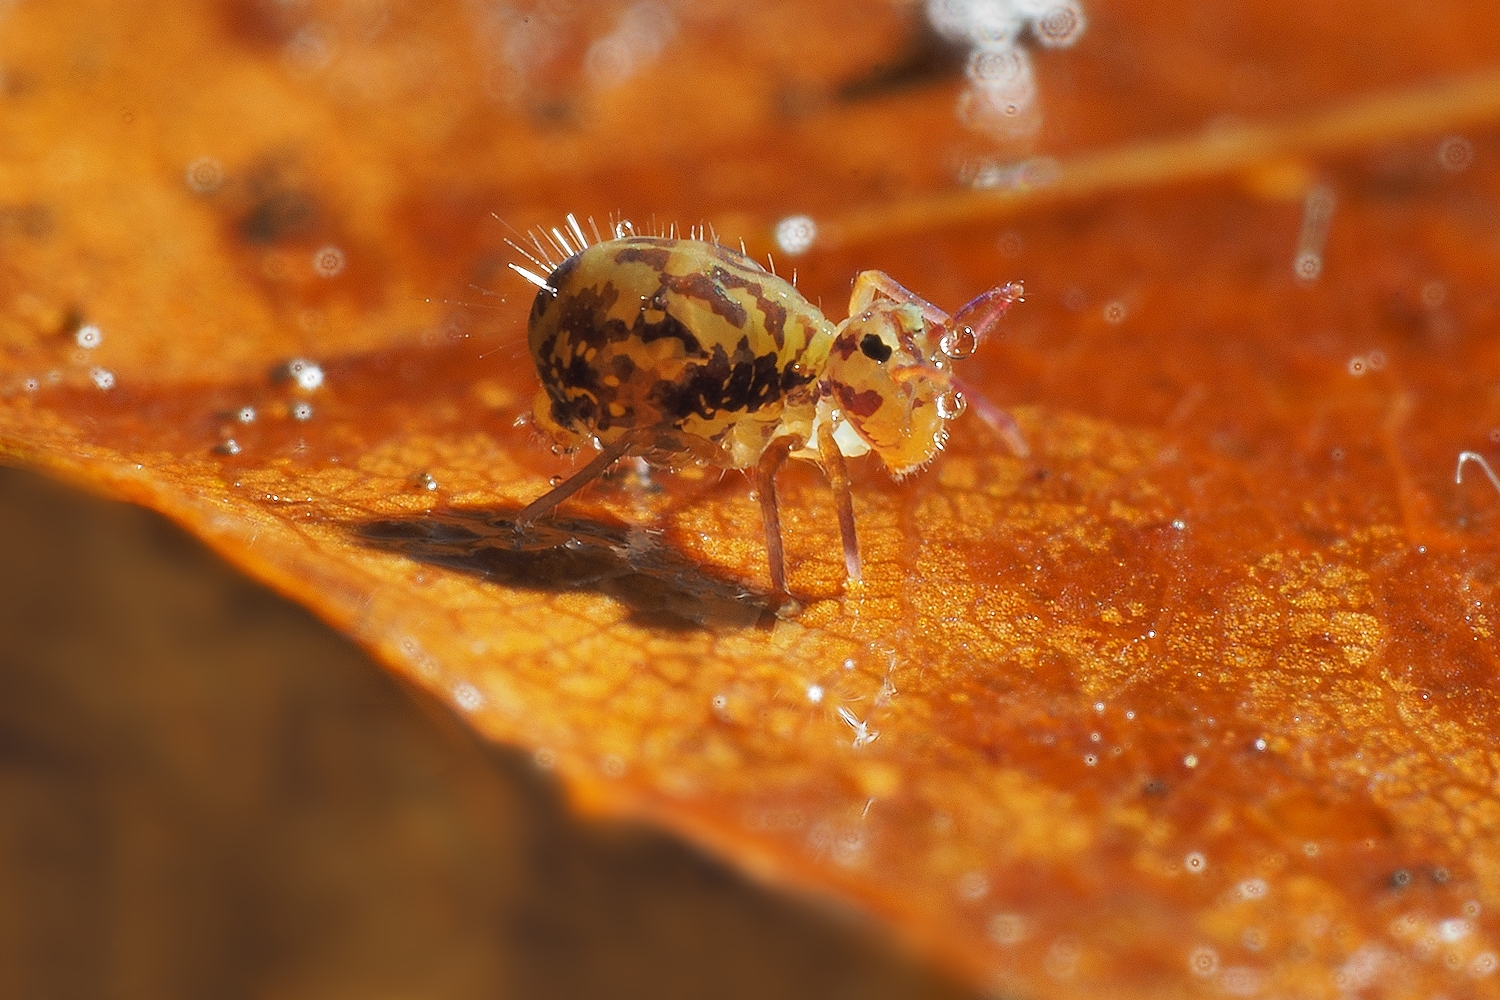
527, 236, 834, 469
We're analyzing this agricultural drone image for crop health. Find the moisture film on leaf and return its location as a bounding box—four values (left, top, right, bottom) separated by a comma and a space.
4, 1, 1500, 997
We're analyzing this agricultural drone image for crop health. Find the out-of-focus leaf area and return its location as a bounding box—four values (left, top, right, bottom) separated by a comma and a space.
5, 1, 1500, 997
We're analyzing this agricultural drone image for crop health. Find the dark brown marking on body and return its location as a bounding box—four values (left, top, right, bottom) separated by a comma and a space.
662, 271, 748, 328
859, 334, 893, 362
648, 341, 788, 424
613, 245, 671, 270
539, 278, 622, 353
633, 311, 707, 355
835, 383, 884, 419
780, 362, 816, 393
714, 267, 789, 349
703, 240, 766, 273
831, 332, 860, 360
532, 254, 583, 319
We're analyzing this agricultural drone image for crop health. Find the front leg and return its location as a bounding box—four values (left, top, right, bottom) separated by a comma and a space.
816, 419, 862, 583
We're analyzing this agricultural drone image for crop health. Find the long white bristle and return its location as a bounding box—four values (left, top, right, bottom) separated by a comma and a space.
504, 237, 551, 275
566, 213, 589, 250
549, 227, 575, 258
528, 231, 558, 270
508, 262, 557, 294
588, 215, 603, 245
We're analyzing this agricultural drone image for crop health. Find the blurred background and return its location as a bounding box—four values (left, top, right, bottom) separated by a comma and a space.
0, 463, 973, 998
5, 0, 1500, 996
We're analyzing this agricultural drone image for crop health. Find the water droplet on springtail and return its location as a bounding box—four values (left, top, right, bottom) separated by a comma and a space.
936, 390, 967, 419
939, 324, 978, 359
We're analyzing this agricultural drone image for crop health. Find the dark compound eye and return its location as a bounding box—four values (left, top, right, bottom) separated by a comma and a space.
859, 333, 893, 363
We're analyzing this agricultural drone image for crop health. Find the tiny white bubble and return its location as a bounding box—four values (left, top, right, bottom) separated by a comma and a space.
774, 214, 817, 256
291, 402, 313, 421
1103, 300, 1127, 323
75, 324, 102, 349
1125, 710, 1135, 720
1238, 877, 1268, 900
1472, 952, 1498, 977
1254, 737, 1267, 751
1034, 1, 1085, 47
1188, 945, 1219, 977
956, 870, 989, 901
1438, 135, 1475, 172
286, 358, 324, 390
90, 367, 115, 390
843, 658, 856, 670
1093, 701, 1105, 713
1172, 519, 1186, 530
806, 684, 824, 704
237, 406, 256, 423
1184, 754, 1198, 768
312, 245, 345, 277
1348, 355, 1367, 376
453, 682, 483, 711
184, 156, 225, 193
1083, 753, 1097, 766
1440, 918, 1472, 942
1295, 251, 1323, 281
711, 693, 728, 712
23, 377, 39, 392
1185, 851, 1206, 872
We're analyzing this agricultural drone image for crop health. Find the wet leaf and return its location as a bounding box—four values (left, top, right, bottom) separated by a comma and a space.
5, 1, 1500, 996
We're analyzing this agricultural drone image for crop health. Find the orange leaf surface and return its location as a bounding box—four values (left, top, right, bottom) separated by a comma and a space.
6, 1, 1500, 996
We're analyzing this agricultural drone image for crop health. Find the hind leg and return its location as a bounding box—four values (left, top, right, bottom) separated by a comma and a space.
516, 430, 642, 525
755, 436, 798, 596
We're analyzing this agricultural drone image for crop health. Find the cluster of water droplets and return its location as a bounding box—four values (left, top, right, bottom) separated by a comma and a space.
926, 0, 1086, 138
213, 358, 327, 456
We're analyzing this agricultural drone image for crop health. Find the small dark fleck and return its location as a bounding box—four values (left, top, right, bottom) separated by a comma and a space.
1142, 779, 1168, 796
1389, 868, 1412, 889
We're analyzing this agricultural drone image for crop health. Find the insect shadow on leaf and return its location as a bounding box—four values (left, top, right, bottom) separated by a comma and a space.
352, 506, 779, 632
